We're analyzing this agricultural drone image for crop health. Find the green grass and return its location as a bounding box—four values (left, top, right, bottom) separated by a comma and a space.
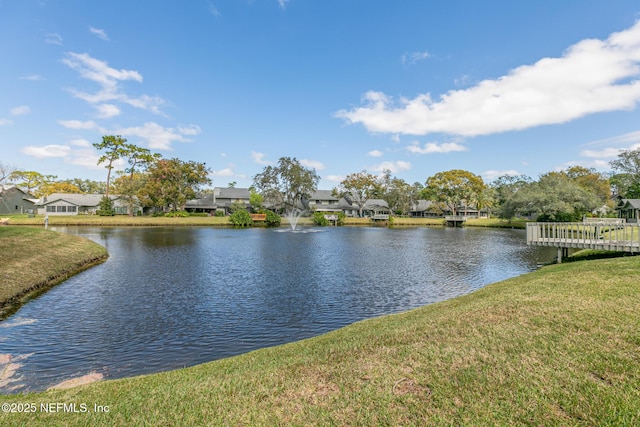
0, 226, 108, 317
1, 255, 638, 425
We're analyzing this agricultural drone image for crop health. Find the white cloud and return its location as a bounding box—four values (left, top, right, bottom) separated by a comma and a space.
208, 1, 220, 17
580, 147, 626, 158
62, 52, 165, 114
10, 106, 30, 116
58, 119, 98, 129
89, 26, 109, 41
22, 144, 71, 158
482, 169, 521, 182
177, 124, 201, 135
337, 21, 640, 137
251, 151, 270, 165
370, 160, 411, 173
113, 122, 199, 150
406, 141, 467, 154
69, 138, 92, 147
401, 50, 430, 66
368, 150, 384, 157
211, 168, 234, 177
582, 129, 640, 148
0, 119, 12, 126
325, 174, 345, 183
278, 0, 289, 9
19, 74, 44, 81
45, 33, 62, 45
300, 159, 325, 170
95, 104, 120, 118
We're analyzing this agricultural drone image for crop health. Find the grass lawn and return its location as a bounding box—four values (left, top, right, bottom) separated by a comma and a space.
0, 254, 638, 425
0, 226, 108, 317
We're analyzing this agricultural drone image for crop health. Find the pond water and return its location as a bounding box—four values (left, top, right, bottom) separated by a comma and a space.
0, 226, 554, 393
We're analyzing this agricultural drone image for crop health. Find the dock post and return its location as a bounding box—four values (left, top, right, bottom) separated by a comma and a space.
557, 247, 563, 264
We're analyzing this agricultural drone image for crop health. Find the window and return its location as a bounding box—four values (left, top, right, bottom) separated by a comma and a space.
46, 206, 56, 213
56, 206, 67, 213
67, 206, 77, 213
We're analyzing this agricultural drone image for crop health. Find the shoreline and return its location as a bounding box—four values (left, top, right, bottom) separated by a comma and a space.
4, 214, 528, 229
0, 227, 108, 319
0, 253, 637, 425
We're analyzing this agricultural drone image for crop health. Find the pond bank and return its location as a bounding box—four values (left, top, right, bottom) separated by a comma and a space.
5, 214, 528, 229
0, 253, 637, 425
0, 227, 108, 318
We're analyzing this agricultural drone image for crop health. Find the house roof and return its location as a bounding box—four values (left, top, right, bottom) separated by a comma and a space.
308, 190, 338, 201
411, 200, 437, 212
36, 193, 119, 207
214, 187, 250, 199
0, 185, 33, 196
619, 199, 640, 209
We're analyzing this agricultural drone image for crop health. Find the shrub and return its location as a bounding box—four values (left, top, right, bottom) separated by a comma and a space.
313, 211, 329, 226
165, 211, 189, 217
96, 196, 115, 216
214, 210, 225, 217
264, 210, 281, 227
229, 210, 253, 227
188, 212, 209, 217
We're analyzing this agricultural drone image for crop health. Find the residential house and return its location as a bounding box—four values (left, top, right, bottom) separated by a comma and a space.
410, 200, 443, 218
616, 198, 640, 224
304, 190, 342, 213
35, 193, 136, 215
340, 197, 391, 218
185, 187, 251, 215
0, 185, 37, 215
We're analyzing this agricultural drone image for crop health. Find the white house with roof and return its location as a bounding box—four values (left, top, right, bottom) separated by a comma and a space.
35, 193, 135, 215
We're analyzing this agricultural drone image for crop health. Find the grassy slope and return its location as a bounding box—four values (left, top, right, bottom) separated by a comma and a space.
0, 226, 108, 316
1, 255, 638, 426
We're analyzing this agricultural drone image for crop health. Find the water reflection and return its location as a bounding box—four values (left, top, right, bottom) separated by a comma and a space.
0, 226, 554, 393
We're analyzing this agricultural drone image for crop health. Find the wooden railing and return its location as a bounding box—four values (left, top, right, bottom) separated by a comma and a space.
526, 222, 640, 253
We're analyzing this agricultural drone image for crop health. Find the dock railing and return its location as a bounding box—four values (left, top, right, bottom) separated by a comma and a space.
527, 222, 640, 254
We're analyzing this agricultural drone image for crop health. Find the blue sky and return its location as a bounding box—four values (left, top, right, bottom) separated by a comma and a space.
1, 1, 640, 189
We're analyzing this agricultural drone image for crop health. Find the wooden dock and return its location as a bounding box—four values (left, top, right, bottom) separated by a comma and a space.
445, 215, 467, 227
526, 221, 640, 262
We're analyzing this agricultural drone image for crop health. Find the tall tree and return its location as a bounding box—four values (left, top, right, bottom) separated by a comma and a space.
425, 169, 486, 216
253, 157, 320, 212
63, 178, 106, 194
8, 170, 57, 196
333, 170, 380, 217
563, 166, 611, 206
93, 135, 133, 198
610, 147, 640, 197
526, 172, 601, 221
491, 174, 533, 220
140, 158, 211, 212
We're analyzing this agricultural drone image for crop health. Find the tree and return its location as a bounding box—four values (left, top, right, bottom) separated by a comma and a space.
253, 157, 320, 212
8, 170, 57, 196
379, 171, 414, 216
333, 170, 380, 217
0, 162, 15, 190
526, 172, 601, 221
610, 147, 640, 197
93, 135, 134, 198
425, 170, 486, 216
491, 174, 533, 220
62, 178, 106, 194
140, 158, 211, 212
42, 181, 83, 195
563, 166, 611, 206
249, 189, 264, 212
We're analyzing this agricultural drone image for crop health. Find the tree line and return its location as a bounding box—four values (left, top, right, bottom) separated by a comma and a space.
2, 135, 640, 220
